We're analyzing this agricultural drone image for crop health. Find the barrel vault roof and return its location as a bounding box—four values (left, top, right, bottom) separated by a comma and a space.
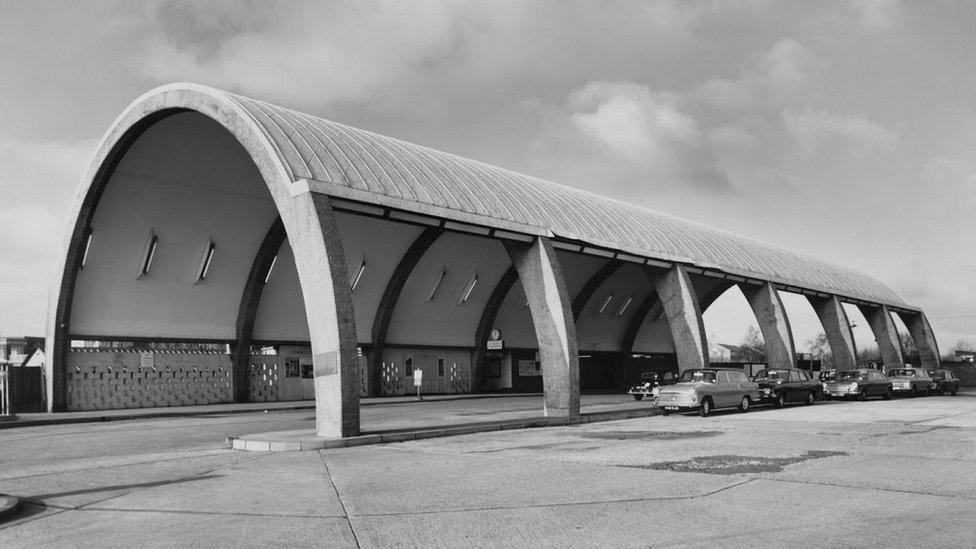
195, 85, 905, 307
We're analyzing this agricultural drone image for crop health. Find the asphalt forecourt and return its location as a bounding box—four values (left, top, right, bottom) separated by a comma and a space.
2, 392, 975, 547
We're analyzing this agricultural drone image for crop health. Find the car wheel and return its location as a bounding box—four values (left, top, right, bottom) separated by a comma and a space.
912, 388, 918, 398
739, 396, 751, 412
775, 393, 785, 408
699, 398, 711, 418
633, 394, 644, 401
883, 390, 892, 400
951, 388, 957, 396
662, 409, 670, 416
858, 390, 867, 402
805, 392, 815, 406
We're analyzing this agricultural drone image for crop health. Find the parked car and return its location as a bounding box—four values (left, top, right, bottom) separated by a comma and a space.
627, 371, 675, 402
656, 368, 761, 417
887, 368, 934, 397
753, 368, 822, 407
823, 369, 892, 401
928, 370, 960, 396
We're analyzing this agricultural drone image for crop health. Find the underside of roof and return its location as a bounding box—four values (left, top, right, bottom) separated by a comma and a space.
201, 85, 904, 307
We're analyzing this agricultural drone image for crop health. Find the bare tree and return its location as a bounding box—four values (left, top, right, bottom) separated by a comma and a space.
739, 326, 766, 362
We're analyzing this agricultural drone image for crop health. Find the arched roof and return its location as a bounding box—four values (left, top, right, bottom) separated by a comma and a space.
134, 84, 908, 307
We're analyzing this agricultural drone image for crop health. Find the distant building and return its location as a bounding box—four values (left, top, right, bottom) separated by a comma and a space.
1, 336, 44, 367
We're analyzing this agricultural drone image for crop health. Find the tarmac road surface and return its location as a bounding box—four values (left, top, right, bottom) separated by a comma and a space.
1, 392, 975, 547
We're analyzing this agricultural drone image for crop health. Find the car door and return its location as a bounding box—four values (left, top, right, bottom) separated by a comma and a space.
714, 371, 734, 408
786, 370, 802, 401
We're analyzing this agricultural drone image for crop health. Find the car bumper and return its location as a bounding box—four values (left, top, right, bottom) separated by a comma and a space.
657, 394, 697, 409
825, 389, 859, 398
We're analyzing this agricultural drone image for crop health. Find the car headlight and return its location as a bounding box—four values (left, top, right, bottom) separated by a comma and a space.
851, 382, 858, 391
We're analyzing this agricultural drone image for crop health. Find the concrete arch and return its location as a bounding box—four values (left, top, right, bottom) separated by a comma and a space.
46, 84, 360, 437
368, 226, 444, 396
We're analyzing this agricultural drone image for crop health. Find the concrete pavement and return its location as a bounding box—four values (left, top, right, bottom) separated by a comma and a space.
1, 393, 976, 547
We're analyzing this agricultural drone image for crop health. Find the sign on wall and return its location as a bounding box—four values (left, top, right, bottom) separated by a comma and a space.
140, 351, 154, 369
487, 340, 504, 351
518, 360, 541, 376
414, 369, 424, 387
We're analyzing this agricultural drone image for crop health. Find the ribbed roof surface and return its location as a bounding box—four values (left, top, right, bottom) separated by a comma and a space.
219, 89, 905, 306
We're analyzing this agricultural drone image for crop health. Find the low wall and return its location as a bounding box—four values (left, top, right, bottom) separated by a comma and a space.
66, 349, 232, 411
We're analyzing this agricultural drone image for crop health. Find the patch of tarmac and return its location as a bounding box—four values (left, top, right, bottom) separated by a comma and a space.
626, 450, 848, 475
574, 430, 723, 441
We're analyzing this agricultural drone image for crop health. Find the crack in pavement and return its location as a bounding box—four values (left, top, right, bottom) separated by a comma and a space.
757, 475, 976, 501
319, 451, 362, 548
337, 477, 759, 517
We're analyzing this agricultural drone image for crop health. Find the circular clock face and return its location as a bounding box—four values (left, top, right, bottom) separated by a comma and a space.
489, 329, 502, 341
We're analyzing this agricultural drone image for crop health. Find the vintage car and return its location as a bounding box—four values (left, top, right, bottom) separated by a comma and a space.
656, 368, 761, 417
627, 371, 675, 402
823, 369, 892, 401
887, 367, 934, 396
753, 368, 822, 407
927, 370, 959, 396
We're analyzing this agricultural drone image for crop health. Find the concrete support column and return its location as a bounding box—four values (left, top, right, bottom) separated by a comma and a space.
504, 237, 580, 418
808, 295, 858, 371
647, 265, 709, 373
741, 282, 797, 369
859, 304, 904, 369
898, 311, 941, 370
287, 193, 360, 438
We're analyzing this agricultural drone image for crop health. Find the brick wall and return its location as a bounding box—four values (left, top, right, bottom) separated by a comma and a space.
66, 350, 232, 411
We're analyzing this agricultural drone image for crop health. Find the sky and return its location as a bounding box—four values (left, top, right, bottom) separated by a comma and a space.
1, 0, 975, 355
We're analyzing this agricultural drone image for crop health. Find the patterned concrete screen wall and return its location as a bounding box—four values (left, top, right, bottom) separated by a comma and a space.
379, 347, 474, 396
66, 349, 232, 411
247, 356, 280, 403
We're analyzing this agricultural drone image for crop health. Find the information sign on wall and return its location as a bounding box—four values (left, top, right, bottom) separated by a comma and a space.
414, 369, 424, 387
486, 340, 504, 351
140, 351, 154, 369
518, 360, 542, 376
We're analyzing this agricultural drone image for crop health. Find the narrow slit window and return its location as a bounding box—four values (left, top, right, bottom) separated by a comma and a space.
458, 272, 478, 305
426, 267, 447, 302
80, 227, 93, 269
264, 254, 278, 284
139, 232, 159, 277
198, 241, 216, 282
616, 295, 633, 317
597, 292, 614, 315
350, 257, 367, 292
437, 358, 446, 377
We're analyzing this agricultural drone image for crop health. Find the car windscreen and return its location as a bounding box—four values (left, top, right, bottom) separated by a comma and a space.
928, 371, 944, 379
836, 371, 866, 381
889, 369, 915, 377
754, 370, 784, 380
679, 370, 716, 383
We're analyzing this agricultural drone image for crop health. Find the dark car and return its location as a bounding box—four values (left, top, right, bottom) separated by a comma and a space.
753, 368, 821, 406
627, 371, 676, 402
823, 369, 892, 401
928, 370, 960, 396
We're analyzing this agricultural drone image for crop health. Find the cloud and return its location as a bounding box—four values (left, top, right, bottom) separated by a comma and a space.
851, 0, 903, 32
528, 80, 730, 194
699, 38, 824, 111
568, 82, 701, 162
137, 1, 469, 108
783, 107, 899, 156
